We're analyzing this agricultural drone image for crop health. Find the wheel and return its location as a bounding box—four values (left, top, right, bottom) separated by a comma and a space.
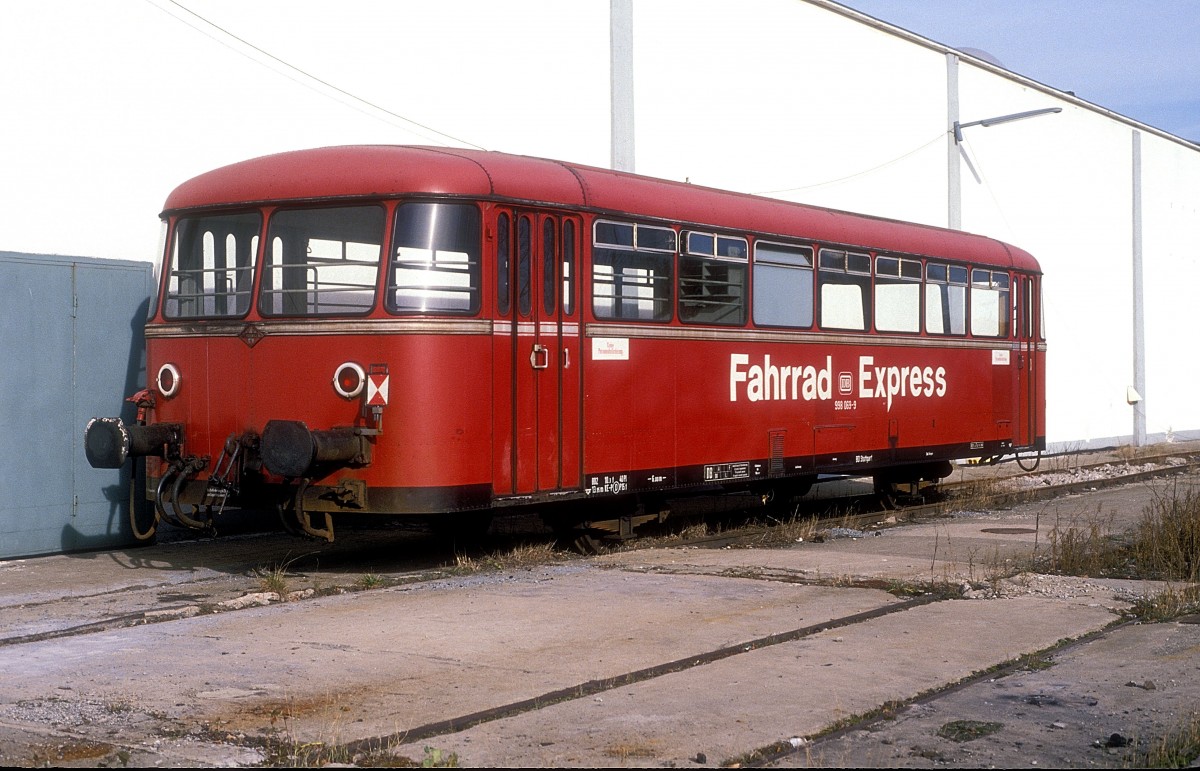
571, 530, 607, 555
276, 480, 334, 541
873, 477, 900, 510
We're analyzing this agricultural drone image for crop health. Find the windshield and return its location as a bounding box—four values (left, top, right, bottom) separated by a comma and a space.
161, 202, 480, 320
164, 211, 260, 319
259, 205, 385, 317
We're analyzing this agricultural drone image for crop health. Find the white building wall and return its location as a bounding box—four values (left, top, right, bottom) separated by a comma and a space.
1141, 136, 1200, 442
630, 0, 1199, 449
634, 0, 949, 228
955, 65, 1138, 447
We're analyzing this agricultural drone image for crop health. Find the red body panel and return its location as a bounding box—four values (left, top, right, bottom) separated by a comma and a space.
141, 146, 1044, 516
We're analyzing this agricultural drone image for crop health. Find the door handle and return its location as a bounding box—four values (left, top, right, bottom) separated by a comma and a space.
530, 344, 549, 370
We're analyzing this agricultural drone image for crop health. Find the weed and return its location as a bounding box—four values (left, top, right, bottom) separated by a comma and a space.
1015, 651, 1055, 672
949, 478, 1004, 510
355, 573, 386, 590
1127, 711, 1200, 768
256, 564, 292, 598
1132, 482, 1200, 582
1040, 507, 1127, 578
779, 513, 820, 543
451, 541, 559, 575
421, 745, 459, 767
253, 553, 314, 600
1047, 442, 1085, 473
1127, 584, 1200, 623
937, 719, 1004, 742
885, 579, 927, 598
755, 513, 819, 546
1014, 482, 1200, 622
603, 742, 658, 762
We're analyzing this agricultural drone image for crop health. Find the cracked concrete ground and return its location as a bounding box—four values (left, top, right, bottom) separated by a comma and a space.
0, 467, 1196, 767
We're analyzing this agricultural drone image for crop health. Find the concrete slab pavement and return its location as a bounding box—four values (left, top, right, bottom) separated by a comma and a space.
387, 593, 1122, 767
0, 463, 1195, 767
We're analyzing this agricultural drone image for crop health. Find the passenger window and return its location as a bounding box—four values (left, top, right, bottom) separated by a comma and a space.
497, 213, 510, 316
679, 231, 747, 325
874, 255, 922, 333
925, 262, 967, 335
752, 241, 813, 328
818, 248, 871, 331
542, 218, 557, 315
592, 220, 675, 321
562, 220, 576, 316
387, 202, 481, 315
970, 268, 1010, 337
517, 216, 532, 317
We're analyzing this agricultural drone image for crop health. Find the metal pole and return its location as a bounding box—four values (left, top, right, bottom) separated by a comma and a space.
946, 53, 961, 230
610, 0, 635, 172
1131, 130, 1147, 446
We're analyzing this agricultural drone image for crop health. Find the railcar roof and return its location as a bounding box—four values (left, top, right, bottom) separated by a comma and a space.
164, 145, 1039, 272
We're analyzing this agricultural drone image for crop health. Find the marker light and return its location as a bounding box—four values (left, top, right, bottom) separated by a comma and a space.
157, 363, 181, 398
333, 362, 366, 399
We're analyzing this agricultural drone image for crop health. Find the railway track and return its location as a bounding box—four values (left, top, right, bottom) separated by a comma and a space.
650, 448, 1200, 552
4, 450, 1191, 654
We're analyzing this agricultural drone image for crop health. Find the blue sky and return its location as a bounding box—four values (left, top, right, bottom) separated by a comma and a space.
841, 0, 1200, 141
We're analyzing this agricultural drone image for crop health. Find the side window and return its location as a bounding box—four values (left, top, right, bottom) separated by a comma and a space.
562, 220, 576, 316
874, 255, 922, 333
517, 215, 532, 317
752, 241, 813, 328
818, 248, 871, 331
542, 218, 557, 315
679, 231, 747, 325
496, 213, 510, 316
970, 268, 1010, 337
592, 220, 675, 321
925, 263, 967, 335
387, 202, 481, 315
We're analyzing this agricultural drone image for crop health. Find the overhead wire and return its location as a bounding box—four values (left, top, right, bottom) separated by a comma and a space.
143, 0, 486, 150
754, 131, 946, 195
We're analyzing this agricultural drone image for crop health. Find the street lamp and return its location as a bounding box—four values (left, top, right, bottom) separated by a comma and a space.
948, 106, 1062, 230
953, 107, 1063, 144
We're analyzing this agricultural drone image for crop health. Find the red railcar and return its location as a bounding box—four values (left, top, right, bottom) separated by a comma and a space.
85, 146, 1045, 541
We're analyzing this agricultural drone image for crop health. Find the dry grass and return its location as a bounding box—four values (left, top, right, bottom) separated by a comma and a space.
1022, 482, 1200, 622
1132, 483, 1200, 582
1127, 711, 1200, 768
1127, 584, 1200, 623
452, 541, 559, 573
1042, 508, 1127, 577
256, 563, 293, 598
603, 742, 660, 762
757, 513, 821, 546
